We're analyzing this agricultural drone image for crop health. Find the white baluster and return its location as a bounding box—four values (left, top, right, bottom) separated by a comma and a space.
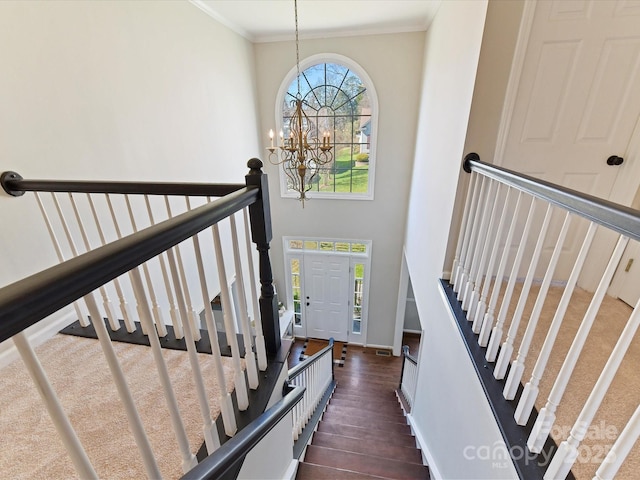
128, 268, 197, 472
68, 193, 120, 332
105, 194, 146, 335
164, 197, 200, 341
86, 195, 136, 333
452, 172, 477, 288
529, 235, 629, 453
544, 295, 640, 479
472, 187, 512, 333
34, 193, 88, 327
165, 246, 220, 454
505, 210, 571, 401
495, 202, 553, 374
83, 292, 162, 479
13, 332, 97, 478
453, 177, 485, 294
488, 198, 536, 360
467, 181, 501, 324
144, 195, 183, 339
243, 208, 267, 371
478, 191, 524, 350
185, 198, 238, 437
52, 193, 113, 331
212, 223, 249, 411
462, 177, 491, 308
229, 213, 260, 390
594, 405, 640, 480
126, 195, 168, 338
516, 222, 597, 426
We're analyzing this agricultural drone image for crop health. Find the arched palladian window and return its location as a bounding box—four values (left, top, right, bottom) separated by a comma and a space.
276, 54, 378, 200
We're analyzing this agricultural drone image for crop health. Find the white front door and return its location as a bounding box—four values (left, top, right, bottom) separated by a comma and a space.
501, 0, 640, 282
304, 254, 350, 342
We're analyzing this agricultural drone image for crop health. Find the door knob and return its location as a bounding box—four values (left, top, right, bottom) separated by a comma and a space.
607, 155, 624, 166
306, 302, 310, 306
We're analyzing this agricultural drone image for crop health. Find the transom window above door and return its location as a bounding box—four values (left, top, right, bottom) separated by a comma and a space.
275, 54, 378, 200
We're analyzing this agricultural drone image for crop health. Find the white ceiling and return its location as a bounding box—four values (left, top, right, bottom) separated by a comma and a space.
191, 0, 441, 43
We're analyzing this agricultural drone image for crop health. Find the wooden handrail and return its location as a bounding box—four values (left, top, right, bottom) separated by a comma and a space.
0, 186, 258, 343
182, 385, 305, 480
1, 171, 244, 197
463, 153, 640, 242
402, 344, 418, 365
288, 337, 334, 380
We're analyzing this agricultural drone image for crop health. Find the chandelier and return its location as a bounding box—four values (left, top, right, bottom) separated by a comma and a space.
267, 0, 333, 206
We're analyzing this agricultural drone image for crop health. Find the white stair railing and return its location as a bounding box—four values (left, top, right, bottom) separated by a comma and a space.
34, 192, 89, 328
544, 295, 640, 479
0, 163, 279, 478
400, 345, 418, 410
288, 339, 335, 440
594, 405, 640, 480
243, 207, 268, 371
86, 194, 137, 333
12, 332, 97, 479
472, 185, 511, 333
448, 153, 640, 478
528, 234, 629, 453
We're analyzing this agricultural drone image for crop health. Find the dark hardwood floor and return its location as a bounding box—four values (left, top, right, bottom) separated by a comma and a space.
291, 333, 428, 479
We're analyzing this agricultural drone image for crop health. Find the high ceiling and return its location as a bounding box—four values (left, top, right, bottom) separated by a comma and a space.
191, 0, 442, 43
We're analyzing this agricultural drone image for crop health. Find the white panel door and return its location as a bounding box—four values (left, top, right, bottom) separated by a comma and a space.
304, 254, 350, 342
502, 0, 640, 280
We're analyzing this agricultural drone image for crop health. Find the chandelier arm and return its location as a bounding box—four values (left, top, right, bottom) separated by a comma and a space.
265, 0, 334, 205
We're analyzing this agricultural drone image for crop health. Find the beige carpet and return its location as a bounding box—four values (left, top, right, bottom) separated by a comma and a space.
492, 283, 639, 479
0, 334, 244, 479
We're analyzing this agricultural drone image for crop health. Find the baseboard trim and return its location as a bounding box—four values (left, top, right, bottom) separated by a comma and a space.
283, 459, 298, 480
406, 412, 443, 479
363, 342, 393, 350
0, 308, 76, 369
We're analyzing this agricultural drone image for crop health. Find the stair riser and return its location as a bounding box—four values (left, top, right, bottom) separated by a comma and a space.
321, 413, 412, 435
312, 431, 423, 465
331, 392, 400, 404
304, 445, 429, 480
317, 423, 417, 448
325, 405, 406, 423
296, 462, 385, 480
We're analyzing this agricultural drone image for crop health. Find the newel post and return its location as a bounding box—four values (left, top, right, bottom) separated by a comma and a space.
245, 158, 281, 356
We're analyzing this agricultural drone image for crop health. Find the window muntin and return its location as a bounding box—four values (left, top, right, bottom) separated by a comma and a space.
285, 238, 369, 256
277, 55, 377, 200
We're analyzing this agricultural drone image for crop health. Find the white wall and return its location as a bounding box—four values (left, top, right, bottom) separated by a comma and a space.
403, 1, 518, 477
0, 0, 262, 290
254, 32, 425, 347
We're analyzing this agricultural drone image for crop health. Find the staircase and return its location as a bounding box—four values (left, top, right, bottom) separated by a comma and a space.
296, 344, 429, 479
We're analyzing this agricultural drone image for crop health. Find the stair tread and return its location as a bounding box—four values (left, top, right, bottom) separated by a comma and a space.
296, 462, 389, 480
330, 397, 403, 410
331, 392, 400, 404
304, 445, 429, 480
325, 404, 406, 422
312, 431, 423, 465
317, 423, 417, 447
321, 412, 412, 434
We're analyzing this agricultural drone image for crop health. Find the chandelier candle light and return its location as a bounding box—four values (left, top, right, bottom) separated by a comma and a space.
267, 0, 333, 206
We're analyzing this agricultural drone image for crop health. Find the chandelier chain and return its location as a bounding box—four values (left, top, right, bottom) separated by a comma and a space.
295, 0, 301, 98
